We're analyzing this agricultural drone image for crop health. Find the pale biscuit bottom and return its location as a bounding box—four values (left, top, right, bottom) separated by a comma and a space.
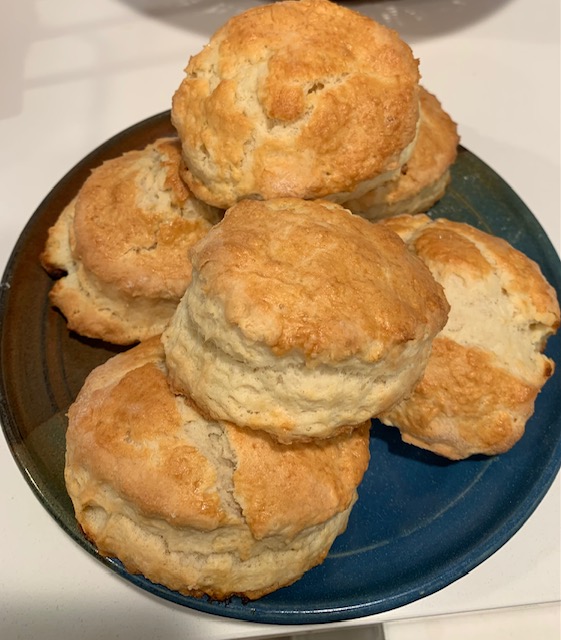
345, 170, 451, 221
67, 468, 355, 600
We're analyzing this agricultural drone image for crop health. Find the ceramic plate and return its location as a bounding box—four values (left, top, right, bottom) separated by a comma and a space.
1, 111, 560, 625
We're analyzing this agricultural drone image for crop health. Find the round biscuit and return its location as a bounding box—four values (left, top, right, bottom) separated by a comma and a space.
162, 198, 449, 442
65, 338, 371, 600
41, 137, 222, 344
172, 0, 420, 209
378, 214, 560, 459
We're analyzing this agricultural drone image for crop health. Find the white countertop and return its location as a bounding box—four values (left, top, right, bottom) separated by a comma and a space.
1, 1, 559, 639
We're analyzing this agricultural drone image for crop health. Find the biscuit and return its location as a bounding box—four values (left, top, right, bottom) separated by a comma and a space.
343, 87, 459, 220
65, 338, 371, 600
41, 137, 222, 345
162, 198, 449, 442
378, 214, 560, 459
171, 0, 420, 209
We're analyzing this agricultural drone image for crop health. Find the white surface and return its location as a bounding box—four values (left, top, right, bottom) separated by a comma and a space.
0, 1, 559, 639
384, 603, 561, 640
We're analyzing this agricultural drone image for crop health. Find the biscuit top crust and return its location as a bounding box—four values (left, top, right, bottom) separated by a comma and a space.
66, 338, 370, 538
188, 198, 449, 362
72, 137, 219, 300
66, 338, 227, 531
172, 0, 420, 208
382, 214, 560, 383
384, 214, 560, 327
226, 421, 370, 539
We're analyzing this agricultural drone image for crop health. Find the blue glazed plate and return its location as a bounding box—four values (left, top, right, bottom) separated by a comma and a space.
1, 111, 560, 625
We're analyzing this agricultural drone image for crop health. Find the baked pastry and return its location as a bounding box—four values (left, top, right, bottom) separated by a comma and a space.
171, 0, 420, 209
378, 214, 560, 459
41, 137, 222, 345
343, 87, 459, 220
162, 198, 449, 443
65, 338, 371, 600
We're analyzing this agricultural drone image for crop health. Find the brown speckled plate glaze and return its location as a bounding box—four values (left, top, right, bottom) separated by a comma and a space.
1, 111, 560, 625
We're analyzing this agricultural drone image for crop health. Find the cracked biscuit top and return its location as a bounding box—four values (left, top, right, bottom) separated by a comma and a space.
171, 0, 420, 209
40, 137, 222, 344
184, 198, 447, 362
65, 338, 370, 599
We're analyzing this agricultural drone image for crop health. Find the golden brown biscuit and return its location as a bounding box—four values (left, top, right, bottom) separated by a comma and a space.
162, 198, 449, 443
343, 87, 459, 219
378, 214, 560, 459
172, 0, 420, 209
65, 338, 371, 600
41, 138, 222, 345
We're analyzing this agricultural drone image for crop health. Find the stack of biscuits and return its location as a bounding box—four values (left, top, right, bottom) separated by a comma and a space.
41, 0, 560, 601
